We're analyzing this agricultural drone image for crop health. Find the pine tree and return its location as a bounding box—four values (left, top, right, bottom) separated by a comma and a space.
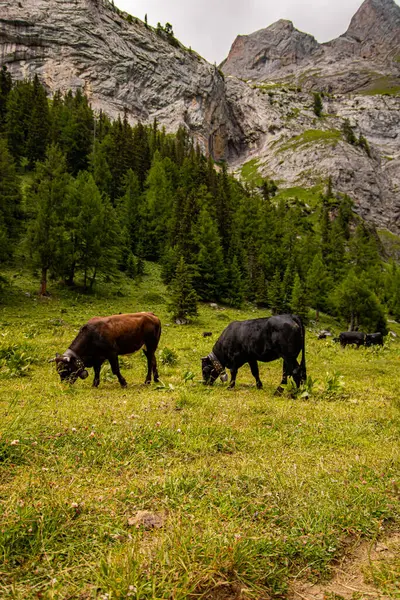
342, 118, 357, 145
227, 255, 245, 308
133, 121, 151, 189
349, 222, 380, 273
193, 204, 226, 301
255, 269, 268, 307
168, 256, 198, 321
89, 138, 112, 198
333, 270, 387, 333
26, 75, 50, 167
306, 253, 330, 320
0, 139, 22, 250
282, 258, 296, 312
63, 89, 94, 174
117, 168, 142, 254
0, 65, 12, 130
73, 172, 121, 289
6, 80, 33, 162
291, 273, 309, 323
142, 152, 174, 259
313, 92, 323, 117
268, 269, 285, 315
161, 245, 179, 285
26, 145, 71, 295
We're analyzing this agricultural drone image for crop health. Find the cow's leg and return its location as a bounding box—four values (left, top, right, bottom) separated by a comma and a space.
108, 354, 127, 387
93, 362, 101, 388
152, 353, 159, 382
249, 360, 262, 389
285, 357, 301, 388
275, 360, 288, 396
144, 345, 159, 382
143, 350, 153, 384
228, 368, 238, 389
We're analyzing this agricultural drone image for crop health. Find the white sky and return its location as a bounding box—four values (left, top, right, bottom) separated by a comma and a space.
114, 0, 400, 64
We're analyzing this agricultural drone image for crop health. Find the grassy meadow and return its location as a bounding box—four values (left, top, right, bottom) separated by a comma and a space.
1, 265, 400, 599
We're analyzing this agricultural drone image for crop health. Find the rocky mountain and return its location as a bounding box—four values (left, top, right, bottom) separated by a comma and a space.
0, 0, 399, 235
222, 0, 400, 94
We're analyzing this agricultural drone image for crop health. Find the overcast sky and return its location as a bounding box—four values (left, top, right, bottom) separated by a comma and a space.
114, 0, 400, 64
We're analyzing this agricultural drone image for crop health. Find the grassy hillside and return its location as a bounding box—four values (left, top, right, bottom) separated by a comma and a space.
1, 266, 400, 599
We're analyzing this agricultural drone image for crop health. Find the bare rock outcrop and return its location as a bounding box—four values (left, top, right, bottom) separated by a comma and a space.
220, 20, 322, 81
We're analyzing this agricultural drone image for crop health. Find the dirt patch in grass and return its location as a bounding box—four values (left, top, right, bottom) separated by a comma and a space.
290, 533, 400, 600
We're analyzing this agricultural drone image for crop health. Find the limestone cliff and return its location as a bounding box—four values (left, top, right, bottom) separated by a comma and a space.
0, 0, 243, 161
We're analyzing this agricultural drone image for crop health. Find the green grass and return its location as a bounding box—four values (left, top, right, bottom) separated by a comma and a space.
273, 185, 323, 208
360, 77, 400, 96
278, 129, 342, 153
240, 158, 264, 187
378, 228, 400, 260
1, 266, 400, 598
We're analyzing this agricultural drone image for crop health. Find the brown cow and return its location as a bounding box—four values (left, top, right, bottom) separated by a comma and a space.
51, 312, 161, 387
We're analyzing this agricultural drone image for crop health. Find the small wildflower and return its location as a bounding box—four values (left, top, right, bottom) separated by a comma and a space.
155, 421, 161, 428
71, 427, 77, 433
89, 431, 95, 438
10, 440, 19, 445
177, 428, 182, 433
71, 502, 79, 509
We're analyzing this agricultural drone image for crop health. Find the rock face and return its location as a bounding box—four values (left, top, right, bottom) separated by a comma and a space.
0, 0, 244, 161
0, 0, 400, 234
224, 81, 400, 232
222, 0, 400, 94
220, 20, 322, 81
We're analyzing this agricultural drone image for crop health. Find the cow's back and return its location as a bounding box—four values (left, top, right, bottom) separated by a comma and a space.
215, 314, 302, 364
87, 312, 161, 355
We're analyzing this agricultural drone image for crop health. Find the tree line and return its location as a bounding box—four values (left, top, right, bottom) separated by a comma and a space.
0, 66, 399, 331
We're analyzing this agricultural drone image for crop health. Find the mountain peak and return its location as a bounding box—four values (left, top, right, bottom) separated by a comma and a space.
345, 0, 400, 42
221, 20, 320, 79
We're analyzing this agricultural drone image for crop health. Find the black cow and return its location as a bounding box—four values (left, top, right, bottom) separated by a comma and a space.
365, 332, 384, 347
51, 312, 161, 387
338, 331, 365, 347
201, 314, 306, 393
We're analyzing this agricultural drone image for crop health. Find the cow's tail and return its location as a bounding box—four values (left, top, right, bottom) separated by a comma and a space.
295, 315, 307, 383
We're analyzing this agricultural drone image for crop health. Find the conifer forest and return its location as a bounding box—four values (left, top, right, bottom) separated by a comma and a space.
1, 67, 399, 329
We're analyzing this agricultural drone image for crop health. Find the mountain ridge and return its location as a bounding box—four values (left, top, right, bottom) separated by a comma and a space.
221, 0, 400, 92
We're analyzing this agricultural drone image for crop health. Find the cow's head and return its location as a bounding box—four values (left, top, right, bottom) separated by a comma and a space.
291, 365, 304, 388
201, 355, 228, 385
51, 353, 89, 384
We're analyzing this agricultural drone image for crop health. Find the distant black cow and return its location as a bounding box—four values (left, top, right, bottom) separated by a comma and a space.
338, 331, 365, 347
201, 314, 306, 393
365, 332, 384, 347
51, 312, 161, 387
318, 330, 332, 339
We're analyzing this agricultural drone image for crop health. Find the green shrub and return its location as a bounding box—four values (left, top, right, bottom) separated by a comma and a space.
0, 343, 38, 378
159, 347, 178, 366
